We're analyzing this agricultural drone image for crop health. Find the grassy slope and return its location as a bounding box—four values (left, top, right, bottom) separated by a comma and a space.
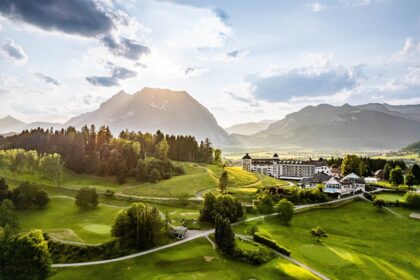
4, 162, 288, 198
374, 192, 406, 202
49, 238, 318, 280
235, 201, 420, 280
17, 197, 199, 244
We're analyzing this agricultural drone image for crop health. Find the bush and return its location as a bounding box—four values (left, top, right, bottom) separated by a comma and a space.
45, 235, 128, 263
104, 189, 115, 198
363, 192, 374, 201
232, 245, 275, 264
404, 192, 420, 209
253, 232, 291, 256
11, 182, 49, 210
75, 187, 99, 210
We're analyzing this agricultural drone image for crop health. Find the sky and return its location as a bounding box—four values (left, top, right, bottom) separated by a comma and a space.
0, 0, 420, 127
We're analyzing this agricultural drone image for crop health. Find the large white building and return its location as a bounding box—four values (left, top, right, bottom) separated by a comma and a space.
242, 153, 331, 180
323, 173, 365, 196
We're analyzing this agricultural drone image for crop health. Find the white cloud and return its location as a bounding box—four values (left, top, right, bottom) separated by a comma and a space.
0, 38, 28, 63
311, 2, 327, 12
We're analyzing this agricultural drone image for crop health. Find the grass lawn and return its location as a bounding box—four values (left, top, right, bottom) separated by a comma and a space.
17, 197, 200, 244
374, 192, 406, 202
235, 201, 420, 280
49, 238, 318, 280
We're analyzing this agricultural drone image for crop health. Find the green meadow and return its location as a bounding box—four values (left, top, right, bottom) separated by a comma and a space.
235, 201, 420, 280
49, 238, 318, 280
17, 197, 199, 244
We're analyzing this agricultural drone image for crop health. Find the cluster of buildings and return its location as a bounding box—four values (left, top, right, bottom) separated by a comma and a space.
242, 153, 366, 196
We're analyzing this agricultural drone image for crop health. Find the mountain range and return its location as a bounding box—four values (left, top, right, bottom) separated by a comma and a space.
0, 88, 230, 145
234, 103, 420, 149
1, 88, 419, 150
224, 120, 276, 135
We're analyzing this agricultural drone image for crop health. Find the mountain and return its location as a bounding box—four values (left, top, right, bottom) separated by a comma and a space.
65, 88, 230, 145
0, 115, 63, 135
0, 115, 26, 134
243, 103, 420, 149
225, 120, 276, 135
400, 140, 420, 153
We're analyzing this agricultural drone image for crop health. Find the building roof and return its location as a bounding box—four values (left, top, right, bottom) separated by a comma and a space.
312, 172, 333, 183
341, 173, 365, 184
325, 177, 341, 185
171, 226, 188, 234
242, 153, 252, 159
273, 153, 279, 158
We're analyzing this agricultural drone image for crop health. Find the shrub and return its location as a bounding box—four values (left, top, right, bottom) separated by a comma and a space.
75, 187, 99, 210
404, 192, 420, 209
46, 235, 127, 263
232, 245, 275, 264
104, 189, 115, 198
253, 232, 291, 256
11, 182, 49, 210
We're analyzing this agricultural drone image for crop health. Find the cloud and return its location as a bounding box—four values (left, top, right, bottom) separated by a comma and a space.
393, 37, 420, 62
102, 35, 150, 60
34, 72, 60, 86
213, 8, 229, 24
0, 0, 150, 61
248, 65, 360, 102
0, 38, 27, 62
311, 2, 327, 12
0, 0, 113, 37
86, 64, 137, 87
226, 91, 259, 107
225, 49, 249, 60
182, 66, 209, 77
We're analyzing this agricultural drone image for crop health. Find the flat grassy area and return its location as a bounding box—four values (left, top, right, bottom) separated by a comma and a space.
49, 238, 318, 280
17, 197, 200, 244
374, 192, 406, 202
235, 201, 420, 280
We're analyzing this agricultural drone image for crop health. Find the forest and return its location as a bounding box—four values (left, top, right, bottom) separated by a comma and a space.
0, 125, 216, 184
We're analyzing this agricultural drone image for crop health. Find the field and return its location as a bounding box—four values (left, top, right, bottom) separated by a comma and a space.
17, 197, 200, 244
3, 163, 288, 200
49, 238, 318, 280
374, 192, 406, 202
235, 201, 420, 280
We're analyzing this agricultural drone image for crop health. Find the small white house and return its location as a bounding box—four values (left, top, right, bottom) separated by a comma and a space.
364, 177, 378, 184
323, 173, 365, 196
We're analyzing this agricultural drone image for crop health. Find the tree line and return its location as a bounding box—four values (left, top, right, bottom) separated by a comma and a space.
0, 126, 218, 184
327, 155, 407, 177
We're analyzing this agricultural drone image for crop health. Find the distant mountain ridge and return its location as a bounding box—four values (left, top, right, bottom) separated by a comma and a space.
1, 98, 420, 149
0, 115, 62, 135
400, 140, 420, 153
239, 103, 420, 149
225, 120, 276, 135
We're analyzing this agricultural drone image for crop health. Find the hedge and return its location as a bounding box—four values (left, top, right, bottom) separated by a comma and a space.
45, 235, 131, 263
253, 232, 291, 256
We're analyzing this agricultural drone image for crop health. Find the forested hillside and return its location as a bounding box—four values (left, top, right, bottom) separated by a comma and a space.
0, 126, 216, 184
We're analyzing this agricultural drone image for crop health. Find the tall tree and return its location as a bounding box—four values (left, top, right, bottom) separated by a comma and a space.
0, 230, 51, 280
340, 155, 361, 176
411, 164, 420, 183
214, 149, 223, 166
111, 203, 162, 249
276, 199, 294, 225
389, 166, 404, 187
219, 171, 229, 194
155, 138, 169, 160
39, 153, 63, 186
215, 215, 235, 254
383, 163, 392, 181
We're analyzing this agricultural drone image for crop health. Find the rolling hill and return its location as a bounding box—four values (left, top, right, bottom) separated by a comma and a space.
225, 120, 276, 135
